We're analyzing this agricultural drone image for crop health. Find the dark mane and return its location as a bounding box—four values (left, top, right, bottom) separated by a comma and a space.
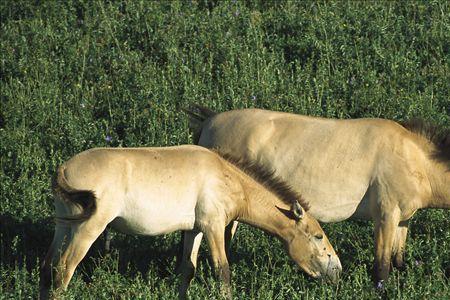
401, 119, 450, 164
215, 150, 310, 211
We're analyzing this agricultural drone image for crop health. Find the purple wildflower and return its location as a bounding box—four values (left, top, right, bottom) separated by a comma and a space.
376, 280, 384, 290
105, 135, 112, 143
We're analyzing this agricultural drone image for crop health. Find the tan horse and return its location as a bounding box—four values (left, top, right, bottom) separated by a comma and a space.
186, 106, 450, 285
40, 145, 341, 299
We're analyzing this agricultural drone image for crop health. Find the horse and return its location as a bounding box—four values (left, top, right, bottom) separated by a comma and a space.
40, 145, 341, 299
185, 105, 450, 285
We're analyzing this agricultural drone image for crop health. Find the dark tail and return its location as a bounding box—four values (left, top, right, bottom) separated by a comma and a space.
52, 165, 97, 223
183, 104, 217, 144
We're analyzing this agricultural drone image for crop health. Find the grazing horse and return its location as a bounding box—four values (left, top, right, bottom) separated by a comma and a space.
40, 145, 341, 299
186, 106, 450, 284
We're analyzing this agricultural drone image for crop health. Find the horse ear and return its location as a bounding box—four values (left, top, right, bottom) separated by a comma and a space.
292, 201, 304, 221
276, 202, 304, 221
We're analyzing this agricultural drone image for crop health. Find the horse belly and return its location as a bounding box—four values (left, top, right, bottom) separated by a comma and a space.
111, 195, 196, 236
289, 167, 372, 222
308, 197, 368, 222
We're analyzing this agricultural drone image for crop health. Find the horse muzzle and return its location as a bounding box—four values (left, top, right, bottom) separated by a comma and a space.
325, 255, 342, 284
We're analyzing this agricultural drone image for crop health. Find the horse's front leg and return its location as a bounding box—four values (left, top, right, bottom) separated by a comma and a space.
373, 208, 401, 286
224, 221, 238, 259
177, 230, 203, 299
392, 220, 409, 269
204, 224, 232, 299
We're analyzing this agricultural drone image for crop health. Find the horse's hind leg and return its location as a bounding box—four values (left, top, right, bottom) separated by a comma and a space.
178, 230, 203, 299
53, 214, 109, 294
103, 226, 113, 253
392, 220, 409, 269
40, 224, 71, 299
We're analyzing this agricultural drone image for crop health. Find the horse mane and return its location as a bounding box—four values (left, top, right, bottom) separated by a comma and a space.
401, 119, 450, 164
215, 150, 310, 211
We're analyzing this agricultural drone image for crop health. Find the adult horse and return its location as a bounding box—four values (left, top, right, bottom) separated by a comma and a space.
186, 105, 450, 284
40, 145, 341, 299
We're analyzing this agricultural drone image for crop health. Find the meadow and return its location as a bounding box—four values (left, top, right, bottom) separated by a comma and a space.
1, 0, 449, 299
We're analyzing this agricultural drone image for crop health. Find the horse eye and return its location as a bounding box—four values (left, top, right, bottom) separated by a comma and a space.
315, 234, 323, 240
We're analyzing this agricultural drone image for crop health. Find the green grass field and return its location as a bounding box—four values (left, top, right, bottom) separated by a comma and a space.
1, 1, 449, 299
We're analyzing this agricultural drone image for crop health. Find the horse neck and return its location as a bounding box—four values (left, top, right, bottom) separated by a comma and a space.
234, 174, 294, 242
426, 159, 450, 209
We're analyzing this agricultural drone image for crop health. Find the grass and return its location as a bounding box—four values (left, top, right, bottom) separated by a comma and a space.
1, 0, 449, 299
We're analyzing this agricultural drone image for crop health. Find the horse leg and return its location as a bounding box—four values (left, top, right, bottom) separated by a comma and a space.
204, 225, 231, 299
40, 224, 71, 300
103, 226, 112, 253
52, 215, 108, 295
373, 208, 400, 285
224, 221, 238, 259
177, 230, 203, 299
392, 220, 409, 269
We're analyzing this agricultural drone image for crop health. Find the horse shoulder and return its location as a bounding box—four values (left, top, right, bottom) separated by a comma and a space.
372, 122, 432, 215
194, 155, 245, 229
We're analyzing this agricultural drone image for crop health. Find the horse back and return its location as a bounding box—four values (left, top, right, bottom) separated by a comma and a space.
56, 145, 238, 235
199, 110, 432, 222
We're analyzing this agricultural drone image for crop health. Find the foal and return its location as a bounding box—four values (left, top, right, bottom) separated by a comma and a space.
40, 145, 341, 299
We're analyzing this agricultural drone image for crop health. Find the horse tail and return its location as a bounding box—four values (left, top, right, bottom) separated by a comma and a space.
52, 165, 97, 223
183, 104, 217, 144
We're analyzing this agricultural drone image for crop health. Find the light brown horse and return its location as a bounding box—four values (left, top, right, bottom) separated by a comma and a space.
186, 106, 450, 285
40, 145, 341, 299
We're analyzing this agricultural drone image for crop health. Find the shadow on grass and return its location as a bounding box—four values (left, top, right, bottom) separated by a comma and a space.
0, 214, 53, 270
2, 213, 447, 287
98, 230, 183, 279
0, 214, 184, 282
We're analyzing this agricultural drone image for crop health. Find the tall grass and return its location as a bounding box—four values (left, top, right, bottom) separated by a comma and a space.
1, 1, 449, 299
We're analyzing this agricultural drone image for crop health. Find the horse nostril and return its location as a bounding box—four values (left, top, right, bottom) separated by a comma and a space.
315, 234, 324, 240
327, 253, 331, 258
